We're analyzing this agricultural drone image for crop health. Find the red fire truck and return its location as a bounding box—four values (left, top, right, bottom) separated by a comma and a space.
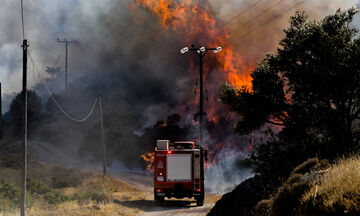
153, 140, 207, 206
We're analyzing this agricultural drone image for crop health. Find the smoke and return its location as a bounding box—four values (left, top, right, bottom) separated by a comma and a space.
205, 154, 253, 194
212, 0, 358, 62
1, 0, 359, 186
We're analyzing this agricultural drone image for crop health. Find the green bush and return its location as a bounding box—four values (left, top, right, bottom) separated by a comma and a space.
0, 180, 33, 212
72, 192, 93, 205
51, 177, 70, 189
27, 179, 51, 195
0, 180, 20, 203
43, 191, 70, 205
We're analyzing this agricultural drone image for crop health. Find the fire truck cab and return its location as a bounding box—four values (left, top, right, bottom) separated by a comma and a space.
154, 140, 207, 206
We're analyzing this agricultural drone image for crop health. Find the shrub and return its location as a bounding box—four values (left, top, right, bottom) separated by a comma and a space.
72, 192, 93, 206
0, 180, 33, 212
255, 199, 272, 216
91, 191, 112, 204
43, 191, 70, 205
51, 177, 70, 189
27, 179, 51, 195
291, 158, 329, 176
271, 175, 313, 216
254, 158, 328, 215
0, 180, 20, 203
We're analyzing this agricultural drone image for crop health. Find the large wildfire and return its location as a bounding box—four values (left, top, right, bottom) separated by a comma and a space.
132, 0, 255, 172
133, 0, 253, 90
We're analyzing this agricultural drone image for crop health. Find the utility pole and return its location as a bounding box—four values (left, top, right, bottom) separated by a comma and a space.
99, 97, 107, 176
180, 45, 222, 146
21, 39, 29, 216
0, 82, 2, 133
57, 38, 75, 93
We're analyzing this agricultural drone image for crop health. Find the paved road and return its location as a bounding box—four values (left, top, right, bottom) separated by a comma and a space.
109, 171, 217, 216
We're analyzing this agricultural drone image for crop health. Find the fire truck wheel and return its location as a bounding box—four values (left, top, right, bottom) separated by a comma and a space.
196, 199, 204, 206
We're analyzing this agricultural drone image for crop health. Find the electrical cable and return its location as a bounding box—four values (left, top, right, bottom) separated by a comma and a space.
229, 0, 284, 35
231, 0, 305, 44
28, 51, 98, 122
221, 0, 263, 27
51, 46, 64, 69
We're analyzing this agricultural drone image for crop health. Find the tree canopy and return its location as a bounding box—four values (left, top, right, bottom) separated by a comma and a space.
9, 90, 43, 136
220, 9, 360, 180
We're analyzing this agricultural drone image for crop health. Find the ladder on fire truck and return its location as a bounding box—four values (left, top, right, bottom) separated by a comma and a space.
193, 149, 201, 192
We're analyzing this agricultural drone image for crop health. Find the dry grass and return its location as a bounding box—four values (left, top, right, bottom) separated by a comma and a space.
254, 155, 360, 216
27, 162, 95, 187
0, 163, 146, 216
205, 193, 222, 204
19, 200, 141, 216
26, 200, 141, 216
300, 155, 360, 215
26, 176, 146, 216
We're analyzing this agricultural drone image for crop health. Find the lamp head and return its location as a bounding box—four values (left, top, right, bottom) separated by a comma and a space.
180, 47, 189, 54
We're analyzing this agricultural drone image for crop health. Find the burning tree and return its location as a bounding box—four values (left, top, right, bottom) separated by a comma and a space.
220, 9, 360, 181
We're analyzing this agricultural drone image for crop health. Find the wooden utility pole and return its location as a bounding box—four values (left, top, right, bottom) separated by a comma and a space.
0, 82, 2, 132
57, 38, 75, 93
21, 39, 29, 216
99, 97, 107, 176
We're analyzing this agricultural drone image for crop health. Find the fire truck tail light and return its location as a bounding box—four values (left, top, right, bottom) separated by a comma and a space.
196, 189, 201, 192
167, 150, 172, 154
157, 189, 162, 192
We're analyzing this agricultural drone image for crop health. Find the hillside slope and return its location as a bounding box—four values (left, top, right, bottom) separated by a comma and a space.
209, 156, 360, 216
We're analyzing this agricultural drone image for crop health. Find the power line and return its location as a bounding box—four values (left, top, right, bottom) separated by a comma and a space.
28, 51, 98, 122
231, 0, 305, 45
221, 0, 263, 27
229, 0, 284, 35
51, 46, 65, 69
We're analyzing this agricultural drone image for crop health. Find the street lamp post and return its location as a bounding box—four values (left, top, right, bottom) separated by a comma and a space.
180, 45, 222, 147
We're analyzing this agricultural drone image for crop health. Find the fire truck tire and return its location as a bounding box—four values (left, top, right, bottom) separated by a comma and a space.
196, 199, 204, 206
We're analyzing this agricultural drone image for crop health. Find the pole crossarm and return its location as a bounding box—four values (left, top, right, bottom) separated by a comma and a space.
56, 39, 76, 43
180, 44, 222, 147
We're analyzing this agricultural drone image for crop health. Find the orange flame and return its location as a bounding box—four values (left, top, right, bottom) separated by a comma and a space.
141, 152, 155, 172
132, 0, 253, 89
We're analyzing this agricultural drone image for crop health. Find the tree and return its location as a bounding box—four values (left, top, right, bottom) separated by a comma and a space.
9, 90, 43, 136
220, 9, 360, 180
